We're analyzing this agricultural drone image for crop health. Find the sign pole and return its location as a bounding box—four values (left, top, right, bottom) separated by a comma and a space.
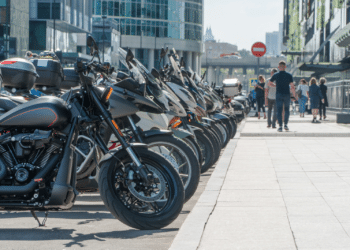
257, 57, 260, 79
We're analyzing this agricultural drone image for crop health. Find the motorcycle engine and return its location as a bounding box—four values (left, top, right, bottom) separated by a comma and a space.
0, 129, 60, 187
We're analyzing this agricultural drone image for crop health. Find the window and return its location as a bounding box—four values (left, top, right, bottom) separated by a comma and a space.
52, 3, 60, 19
37, 3, 50, 19
29, 21, 47, 50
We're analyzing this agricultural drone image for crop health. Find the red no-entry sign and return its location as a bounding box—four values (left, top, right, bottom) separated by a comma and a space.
251, 42, 267, 57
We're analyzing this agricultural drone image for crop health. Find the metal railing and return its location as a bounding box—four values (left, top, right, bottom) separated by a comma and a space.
327, 80, 350, 113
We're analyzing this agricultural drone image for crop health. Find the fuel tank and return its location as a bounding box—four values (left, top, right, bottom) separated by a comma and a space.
0, 96, 70, 129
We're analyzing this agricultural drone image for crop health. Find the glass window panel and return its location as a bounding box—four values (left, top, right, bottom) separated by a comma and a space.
96, 0, 101, 15
114, 2, 119, 16
37, 3, 50, 19
52, 3, 60, 19
120, 2, 125, 16
108, 1, 114, 15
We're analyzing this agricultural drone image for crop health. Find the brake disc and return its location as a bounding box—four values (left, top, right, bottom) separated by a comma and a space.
127, 165, 166, 202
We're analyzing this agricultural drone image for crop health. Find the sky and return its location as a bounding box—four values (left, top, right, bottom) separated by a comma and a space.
204, 0, 284, 50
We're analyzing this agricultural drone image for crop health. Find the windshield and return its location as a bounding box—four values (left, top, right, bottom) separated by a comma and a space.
169, 55, 185, 85
118, 48, 146, 86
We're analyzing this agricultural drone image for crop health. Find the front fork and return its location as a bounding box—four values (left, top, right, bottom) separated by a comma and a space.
89, 89, 152, 185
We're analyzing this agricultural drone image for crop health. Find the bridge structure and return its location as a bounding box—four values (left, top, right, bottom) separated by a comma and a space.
201, 57, 282, 87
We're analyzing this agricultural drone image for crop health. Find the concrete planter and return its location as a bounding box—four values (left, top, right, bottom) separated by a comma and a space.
336, 113, 350, 124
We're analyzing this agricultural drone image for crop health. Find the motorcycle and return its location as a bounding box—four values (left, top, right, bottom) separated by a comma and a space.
0, 36, 185, 230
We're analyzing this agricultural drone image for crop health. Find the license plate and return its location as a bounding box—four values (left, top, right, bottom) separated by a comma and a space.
234, 110, 243, 115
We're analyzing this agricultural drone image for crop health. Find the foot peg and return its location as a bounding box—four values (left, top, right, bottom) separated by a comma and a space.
30, 211, 49, 227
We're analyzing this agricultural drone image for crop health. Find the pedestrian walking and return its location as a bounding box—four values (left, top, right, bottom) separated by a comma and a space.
250, 88, 258, 116
265, 68, 278, 128
319, 77, 328, 120
269, 61, 297, 132
255, 75, 266, 119
297, 79, 309, 117
309, 77, 324, 123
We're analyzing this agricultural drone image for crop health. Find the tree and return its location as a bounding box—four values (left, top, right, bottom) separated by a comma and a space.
238, 49, 252, 58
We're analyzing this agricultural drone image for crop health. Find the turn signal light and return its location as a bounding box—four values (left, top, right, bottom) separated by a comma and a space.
112, 120, 124, 136
101, 87, 113, 103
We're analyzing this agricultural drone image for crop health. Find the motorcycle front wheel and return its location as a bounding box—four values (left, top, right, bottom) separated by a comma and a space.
99, 147, 184, 230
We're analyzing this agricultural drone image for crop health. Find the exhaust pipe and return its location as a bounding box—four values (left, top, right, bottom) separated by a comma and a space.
0, 154, 60, 195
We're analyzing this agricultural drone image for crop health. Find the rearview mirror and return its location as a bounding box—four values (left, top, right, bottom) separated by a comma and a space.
151, 68, 161, 79
87, 35, 98, 55
180, 57, 185, 67
181, 69, 188, 77
126, 49, 135, 63
160, 47, 168, 59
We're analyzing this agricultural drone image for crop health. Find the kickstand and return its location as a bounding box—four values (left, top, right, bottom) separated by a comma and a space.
30, 211, 49, 227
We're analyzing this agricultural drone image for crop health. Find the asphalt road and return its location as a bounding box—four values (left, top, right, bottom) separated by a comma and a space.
0, 168, 214, 250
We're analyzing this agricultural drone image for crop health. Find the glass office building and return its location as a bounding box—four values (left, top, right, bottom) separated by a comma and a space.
92, 0, 203, 72
29, 0, 93, 53
0, 0, 30, 59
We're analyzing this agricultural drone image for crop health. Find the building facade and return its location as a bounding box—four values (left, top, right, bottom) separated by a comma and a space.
266, 31, 279, 56
92, 0, 203, 73
265, 23, 286, 57
92, 18, 120, 66
0, 0, 30, 59
29, 0, 93, 53
283, 0, 350, 78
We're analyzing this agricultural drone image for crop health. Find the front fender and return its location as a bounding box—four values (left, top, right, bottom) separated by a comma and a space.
171, 128, 194, 139
212, 113, 230, 122
99, 143, 148, 167
141, 129, 173, 138
201, 117, 215, 126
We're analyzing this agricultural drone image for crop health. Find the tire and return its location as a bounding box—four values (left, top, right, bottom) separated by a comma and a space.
194, 131, 214, 173
229, 117, 237, 139
207, 127, 221, 162
211, 123, 224, 148
99, 147, 184, 230
182, 136, 203, 168
143, 135, 200, 203
221, 118, 233, 142
214, 122, 230, 148
213, 122, 230, 148
190, 122, 221, 164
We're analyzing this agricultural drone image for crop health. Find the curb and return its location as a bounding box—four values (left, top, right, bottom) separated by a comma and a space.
240, 132, 350, 137
169, 121, 244, 250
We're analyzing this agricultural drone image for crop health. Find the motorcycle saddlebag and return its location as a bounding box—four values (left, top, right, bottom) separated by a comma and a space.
31, 59, 64, 90
0, 58, 38, 93
222, 78, 240, 97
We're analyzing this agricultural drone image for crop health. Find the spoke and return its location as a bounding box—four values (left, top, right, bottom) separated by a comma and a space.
148, 201, 160, 212
159, 146, 162, 154
168, 147, 175, 156
178, 162, 187, 169
179, 173, 189, 179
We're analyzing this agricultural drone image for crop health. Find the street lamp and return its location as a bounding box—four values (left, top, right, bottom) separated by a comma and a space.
102, 15, 107, 62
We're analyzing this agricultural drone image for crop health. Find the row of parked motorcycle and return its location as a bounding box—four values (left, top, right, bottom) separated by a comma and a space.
0, 36, 248, 230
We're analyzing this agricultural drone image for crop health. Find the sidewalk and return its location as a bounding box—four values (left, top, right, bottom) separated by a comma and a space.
170, 115, 350, 250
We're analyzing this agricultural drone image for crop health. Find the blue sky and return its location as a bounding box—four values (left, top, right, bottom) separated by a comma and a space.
204, 0, 284, 50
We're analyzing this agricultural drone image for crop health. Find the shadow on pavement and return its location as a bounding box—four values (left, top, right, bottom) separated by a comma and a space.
0, 227, 177, 248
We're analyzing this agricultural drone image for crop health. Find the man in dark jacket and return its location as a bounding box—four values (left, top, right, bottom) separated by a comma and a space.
269, 61, 297, 132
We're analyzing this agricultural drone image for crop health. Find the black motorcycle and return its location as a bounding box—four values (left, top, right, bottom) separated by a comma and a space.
0, 36, 184, 230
